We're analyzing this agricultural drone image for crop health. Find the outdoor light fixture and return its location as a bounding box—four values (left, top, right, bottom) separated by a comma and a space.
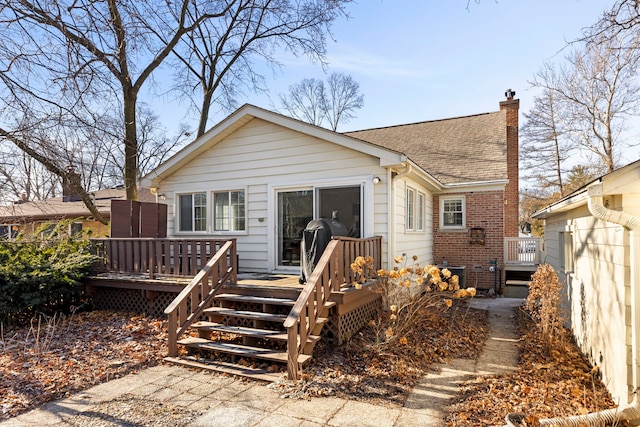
373, 176, 381, 184
158, 193, 167, 201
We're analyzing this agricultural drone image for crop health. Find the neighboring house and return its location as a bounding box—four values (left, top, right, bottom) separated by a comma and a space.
0, 186, 154, 238
532, 159, 640, 406
141, 93, 521, 291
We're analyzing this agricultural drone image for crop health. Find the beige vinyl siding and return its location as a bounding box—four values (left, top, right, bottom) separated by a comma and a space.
160, 118, 389, 272
546, 210, 629, 404
393, 177, 433, 265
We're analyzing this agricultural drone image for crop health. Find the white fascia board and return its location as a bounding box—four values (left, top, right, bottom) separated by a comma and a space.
531, 189, 590, 219
262, 112, 406, 166
402, 160, 443, 192
140, 104, 406, 188
439, 179, 508, 193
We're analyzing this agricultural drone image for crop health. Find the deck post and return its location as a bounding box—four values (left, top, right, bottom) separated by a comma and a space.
168, 311, 177, 357
287, 326, 299, 380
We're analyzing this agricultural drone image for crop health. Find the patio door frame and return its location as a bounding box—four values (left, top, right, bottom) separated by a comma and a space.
267, 175, 375, 272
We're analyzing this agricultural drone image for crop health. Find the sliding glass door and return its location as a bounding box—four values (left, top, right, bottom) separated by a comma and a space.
317, 186, 361, 238
276, 185, 362, 269
277, 190, 313, 267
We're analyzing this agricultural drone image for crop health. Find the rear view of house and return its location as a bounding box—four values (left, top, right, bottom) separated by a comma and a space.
141, 92, 525, 293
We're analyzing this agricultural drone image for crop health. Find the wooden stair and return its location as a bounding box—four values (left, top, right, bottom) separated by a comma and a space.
167, 285, 333, 382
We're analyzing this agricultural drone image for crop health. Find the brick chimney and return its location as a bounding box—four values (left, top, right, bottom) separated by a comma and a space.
500, 89, 519, 237
62, 169, 83, 202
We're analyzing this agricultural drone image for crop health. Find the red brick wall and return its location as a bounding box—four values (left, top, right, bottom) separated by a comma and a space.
433, 191, 504, 291
500, 99, 520, 237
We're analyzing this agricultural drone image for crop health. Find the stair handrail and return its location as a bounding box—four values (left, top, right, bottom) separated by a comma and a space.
283, 235, 382, 379
284, 239, 340, 380
165, 239, 237, 357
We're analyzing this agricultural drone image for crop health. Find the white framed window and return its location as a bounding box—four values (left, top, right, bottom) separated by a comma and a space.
406, 187, 415, 231
0, 224, 19, 239
406, 187, 426, 232
214, 190, 246, 232
178, 192, 207, 232
417, 192, 425, 231
70, 222, 83, 237
440, 195, 465, 230
40, 222, 58, 239
559, 231, 574, 274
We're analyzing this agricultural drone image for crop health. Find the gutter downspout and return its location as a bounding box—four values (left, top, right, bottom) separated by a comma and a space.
389, 164, 412, 267
513, 183, 640, 426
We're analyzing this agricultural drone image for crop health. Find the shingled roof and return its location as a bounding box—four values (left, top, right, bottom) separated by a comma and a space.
0, 187, 154, 222
345, 111, 508, 185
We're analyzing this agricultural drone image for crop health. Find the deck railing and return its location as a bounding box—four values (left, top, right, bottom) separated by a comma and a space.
165, 239, 237, 357
504, 237, 543, 265
91, 238, 233, 279
284, 236, 382, 379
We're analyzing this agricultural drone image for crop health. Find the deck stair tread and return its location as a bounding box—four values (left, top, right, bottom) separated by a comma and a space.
191, 321, 320, 343
177, 336, 311, 364
203, 307, 287, 322
164, 356, 282, 382
214, 293, 297, 306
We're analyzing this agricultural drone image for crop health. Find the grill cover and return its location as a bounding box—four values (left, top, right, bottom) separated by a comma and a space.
299, 214, 349, 283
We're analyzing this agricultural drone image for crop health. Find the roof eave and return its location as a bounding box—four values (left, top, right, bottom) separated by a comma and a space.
141, 104, 407, 188
531, 189, 590, 219
439, 179, 509, 193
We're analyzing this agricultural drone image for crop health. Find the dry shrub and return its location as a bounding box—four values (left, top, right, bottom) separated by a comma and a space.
350, 255, 476, 353
524, 263, 567, 353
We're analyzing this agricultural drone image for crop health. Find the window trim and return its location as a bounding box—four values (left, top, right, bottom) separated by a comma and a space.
439, 195, 466, 230
213, 189, 247, 234
0, 224, 20, 240
406, 187, 426, 233
417, 191, 425, 232
406, 187, 415, 231
69, 222, 83, 237
177, 192, 208, 233
559, 230, 574, 274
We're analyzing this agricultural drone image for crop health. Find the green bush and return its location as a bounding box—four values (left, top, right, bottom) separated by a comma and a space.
0, 222, 99, 325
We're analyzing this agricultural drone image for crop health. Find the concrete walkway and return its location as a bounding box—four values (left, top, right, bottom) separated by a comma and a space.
404, 297, 523, 426
1, 298, 523, 427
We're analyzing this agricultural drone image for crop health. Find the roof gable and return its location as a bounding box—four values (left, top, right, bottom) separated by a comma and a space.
141, 104, 407, 188
346, 112, 508, 185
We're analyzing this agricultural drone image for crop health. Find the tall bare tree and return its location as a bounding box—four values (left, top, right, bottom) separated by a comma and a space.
0, 0, 353, 217
521, 85, 573, 196
529, 30, 640, 174
325, 73, 364, 131
585, 0, 640, 43
168, 0, 353, 137
0, 0, 233, 210
278, 72, 364, 131
279, 78, 327, 126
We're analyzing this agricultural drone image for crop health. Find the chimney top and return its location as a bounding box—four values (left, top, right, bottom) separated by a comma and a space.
505, 89, 516, 101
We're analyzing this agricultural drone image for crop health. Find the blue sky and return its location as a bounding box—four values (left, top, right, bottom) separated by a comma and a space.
157, 1, 612, 133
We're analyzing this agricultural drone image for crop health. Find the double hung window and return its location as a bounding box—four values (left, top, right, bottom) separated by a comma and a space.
214, 191, 245, 232
406, 187, 426, 232
440, 196, 465, 229
179, 193, 207, 232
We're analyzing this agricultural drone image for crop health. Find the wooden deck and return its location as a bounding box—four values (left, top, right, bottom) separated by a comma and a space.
87, 236, 383, 381
86, 272, 302, 291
